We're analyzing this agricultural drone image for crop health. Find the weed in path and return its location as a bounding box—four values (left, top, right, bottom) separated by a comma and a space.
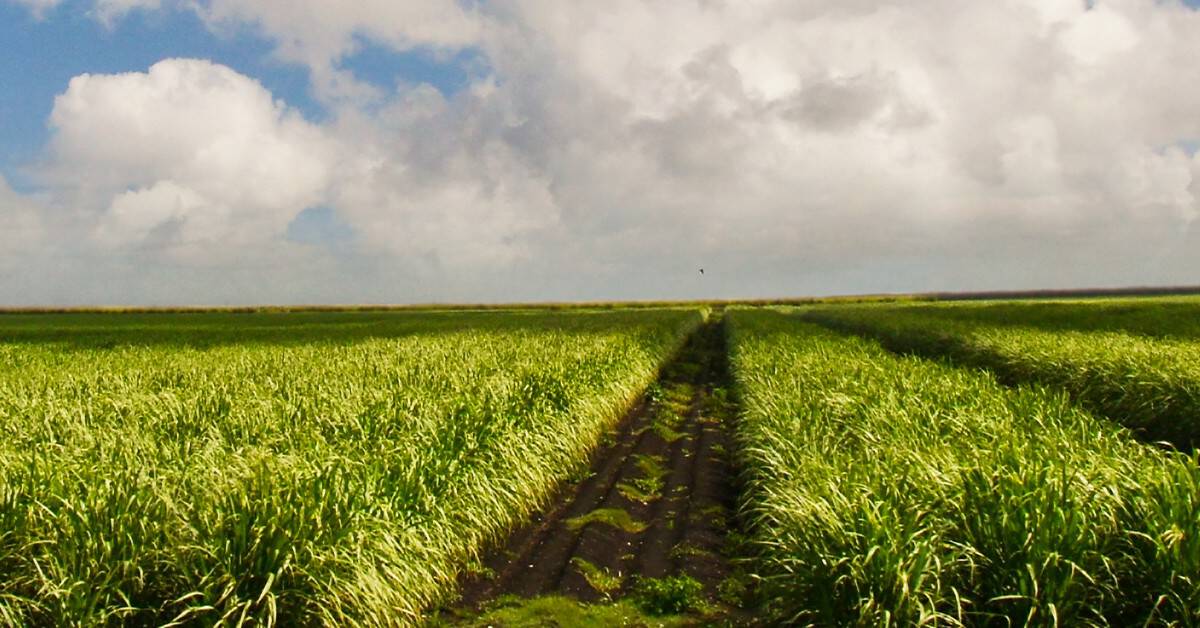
570, 558, 624, 599
565, 508, 648, 534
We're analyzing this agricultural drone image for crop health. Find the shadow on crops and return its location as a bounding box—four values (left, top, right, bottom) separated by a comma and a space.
880, 299, 1200, 340
0, 309, 673, 351
802, 309, 1200, 453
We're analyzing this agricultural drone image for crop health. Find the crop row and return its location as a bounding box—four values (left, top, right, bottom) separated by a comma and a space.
0, 309, 701, 625
885, 296, 1200, 339
804, 304, 1200, 450
726, 308, 1200, 625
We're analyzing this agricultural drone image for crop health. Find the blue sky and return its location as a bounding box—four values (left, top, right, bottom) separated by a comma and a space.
2, 1, 1200, 305
0, 1, 476, 192
4, 0, 1197, 195
4, 0, 1198, 188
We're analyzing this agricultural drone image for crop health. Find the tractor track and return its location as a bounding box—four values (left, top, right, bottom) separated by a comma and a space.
455, 315, 738, 613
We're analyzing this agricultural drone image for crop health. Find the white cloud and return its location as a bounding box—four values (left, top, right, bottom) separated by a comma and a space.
198, 0, 483, 63
322, 82, 561, 269
1060, 4, 1139, 65
9, 0, 62, 19
0, 177, 44, 271
9, 0, 1200, 303
6, 0, 156, 23
45, 59, 333, 261
194, 0, 485, 105
92, 181, 224, 254
93, 0, 160, 26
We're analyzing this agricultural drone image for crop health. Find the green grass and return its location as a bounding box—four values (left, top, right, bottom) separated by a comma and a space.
0, 308, 701, 625
615, 481, 661, 504
13, 299, 1200, 625
440, 595, 693, 627
727, 308, 1200, 625
628, 575, 705, 616
438, 578, 721, 626
565, 508, 648, 535
570, 558, 624, 598
645, 383, 691, 443
805, 300, 1200, 449
871, 295, 1200, 339
615, 454, 669, 504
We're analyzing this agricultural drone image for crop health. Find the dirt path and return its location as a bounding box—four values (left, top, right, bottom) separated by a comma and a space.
454, 316, 740, 618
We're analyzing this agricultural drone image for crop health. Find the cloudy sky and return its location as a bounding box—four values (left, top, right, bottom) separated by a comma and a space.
2, 0, 1200, 305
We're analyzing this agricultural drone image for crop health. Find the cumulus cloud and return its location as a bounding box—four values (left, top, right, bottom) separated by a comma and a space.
194, 0, 485, 105
0, 177, 44, 271
321, 81, 563, 270
8, 0, 1200, 303
44, 58, 332, 262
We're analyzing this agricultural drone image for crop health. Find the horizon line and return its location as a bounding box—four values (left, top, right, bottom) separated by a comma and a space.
3, 284, 1200, 314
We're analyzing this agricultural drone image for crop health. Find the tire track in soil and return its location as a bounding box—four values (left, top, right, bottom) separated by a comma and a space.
455, 315, 738, 613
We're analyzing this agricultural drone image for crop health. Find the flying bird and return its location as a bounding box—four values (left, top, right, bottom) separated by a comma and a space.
699, 268, 704, 275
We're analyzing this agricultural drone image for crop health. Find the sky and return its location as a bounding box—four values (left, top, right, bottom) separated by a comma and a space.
2, 0, 1200, 305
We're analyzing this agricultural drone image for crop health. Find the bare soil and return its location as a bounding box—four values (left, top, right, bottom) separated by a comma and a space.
454, 316, 740, 616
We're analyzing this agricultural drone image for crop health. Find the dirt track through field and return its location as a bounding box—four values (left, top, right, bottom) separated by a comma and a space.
456, 315, 738, 610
